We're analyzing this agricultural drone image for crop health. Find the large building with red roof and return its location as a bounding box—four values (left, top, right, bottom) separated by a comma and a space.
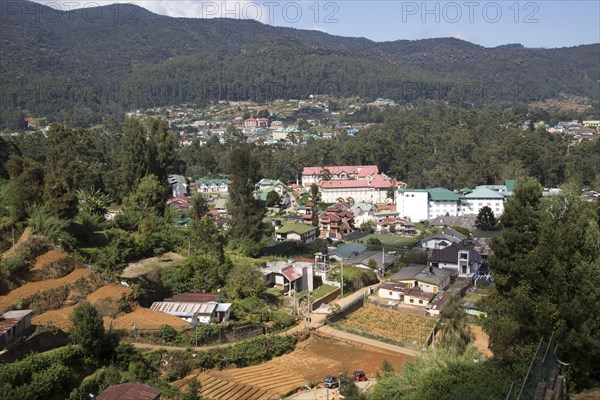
301, 165, 379, 187
302, 165, 405, 204
321, 174, 399, 203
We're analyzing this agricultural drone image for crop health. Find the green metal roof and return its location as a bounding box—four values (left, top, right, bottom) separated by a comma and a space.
196, 178, 228, 185
277, 223, 317, 235
505, 179, 516, 192
463, 187, 505, 199
427, 188, 461, 201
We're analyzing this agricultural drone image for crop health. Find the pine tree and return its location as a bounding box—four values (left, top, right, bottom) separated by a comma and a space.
475, 206, 497, 230
225, 144, 264, 243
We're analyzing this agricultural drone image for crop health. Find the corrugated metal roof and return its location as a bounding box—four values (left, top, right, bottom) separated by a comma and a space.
97, 383, 160, 400
150, 301, 217, 317
281, 267, 303, 282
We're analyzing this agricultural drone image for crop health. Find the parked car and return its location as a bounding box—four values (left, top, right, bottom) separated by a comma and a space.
324, 375, 339, 388
353, 371, 367, 381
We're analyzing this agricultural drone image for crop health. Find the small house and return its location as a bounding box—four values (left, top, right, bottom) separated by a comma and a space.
275, 223, 319, 244
0, 310, 33, 349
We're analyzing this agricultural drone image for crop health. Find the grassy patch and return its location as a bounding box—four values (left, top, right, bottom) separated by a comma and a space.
352, 233, 419, 248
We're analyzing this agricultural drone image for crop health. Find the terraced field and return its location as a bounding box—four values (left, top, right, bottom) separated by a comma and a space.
0, 269, 93, 312
32, 306, 75, 331
87, 284, 132, 303
339, 304, 438, 347
31, 249, 68, 270
33, 284, 189, 331
175, 339, 410, 400
108, 307, 191, 331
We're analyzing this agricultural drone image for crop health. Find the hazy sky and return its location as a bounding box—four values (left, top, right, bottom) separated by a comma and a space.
32, 1, 600, 48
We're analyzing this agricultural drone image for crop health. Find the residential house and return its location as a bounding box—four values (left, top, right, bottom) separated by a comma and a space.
168, 174, 189, 198
318, 204, 355, 240
376, 264, 453, 308
244, 118, 270, 129
195, 178, 229, 194
346, 250, 399, 275
330, 243, 367, 262
213, 198, 228, 215
0, 310, 33, 349
428, 214, 477, 231
349, 202, 377, 227
275, 223, 319, 244
429, 244, 482, 278
378, 281, 410, 301
261, 260, 314, 294
419, 228, 467, 250
97, 383, 161, 400
166, 196, 190, 211
389, 264, 453, 294
376, 217, 415, 234
150, 292, 231, 324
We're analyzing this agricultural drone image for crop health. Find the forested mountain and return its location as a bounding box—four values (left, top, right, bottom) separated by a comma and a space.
1, 0, 599, 128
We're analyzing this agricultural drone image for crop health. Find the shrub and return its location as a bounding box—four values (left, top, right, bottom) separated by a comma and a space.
159, 324, 178, 343
1, 253, 30, 274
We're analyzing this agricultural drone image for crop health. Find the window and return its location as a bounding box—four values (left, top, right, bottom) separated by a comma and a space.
389, 291, 392, 296
409, 298, 414, 303
460, 253, 468, 259
419, 300, 423, 304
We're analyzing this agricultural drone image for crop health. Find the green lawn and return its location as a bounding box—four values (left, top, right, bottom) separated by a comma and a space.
352, 233, 419, 248
311, 284, 338, 299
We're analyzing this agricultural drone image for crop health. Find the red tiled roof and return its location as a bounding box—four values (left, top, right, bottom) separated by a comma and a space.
302, 165, 379, 176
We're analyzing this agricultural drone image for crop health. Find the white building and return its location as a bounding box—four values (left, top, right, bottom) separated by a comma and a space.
460, 187, 506, 216
396, 188, 462, 222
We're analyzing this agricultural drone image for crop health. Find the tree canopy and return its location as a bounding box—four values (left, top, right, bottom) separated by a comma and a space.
484, 179, 600, 390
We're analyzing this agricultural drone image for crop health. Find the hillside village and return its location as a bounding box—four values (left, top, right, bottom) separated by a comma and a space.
1, 152, 585, 399
2, 101, 600, 400
1, 0, 599, 396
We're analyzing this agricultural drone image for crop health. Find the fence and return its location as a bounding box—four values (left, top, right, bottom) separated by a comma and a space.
506, 332, 562, 400
326, 293, 365, 324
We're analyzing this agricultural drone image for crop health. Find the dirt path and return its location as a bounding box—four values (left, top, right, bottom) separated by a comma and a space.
470, 324, 492, 357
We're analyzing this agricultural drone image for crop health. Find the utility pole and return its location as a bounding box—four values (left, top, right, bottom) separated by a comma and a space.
293, 280, 297, 316
340, 258, 344, 298
306, 292, 311, 335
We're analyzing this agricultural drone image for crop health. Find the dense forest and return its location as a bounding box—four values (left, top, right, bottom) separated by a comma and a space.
178, 104, 600, 190
1, 0, 598, 129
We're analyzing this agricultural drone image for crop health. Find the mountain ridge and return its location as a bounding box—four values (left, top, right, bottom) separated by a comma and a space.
0, 1, 598, 128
